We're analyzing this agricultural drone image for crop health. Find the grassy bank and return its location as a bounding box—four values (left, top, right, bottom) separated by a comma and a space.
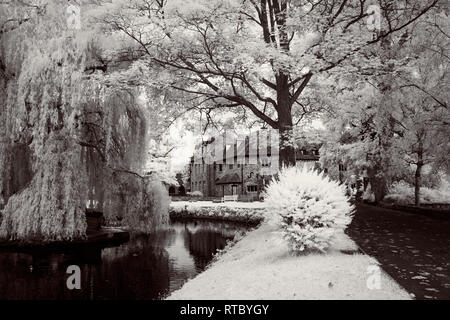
169, 201, 265, 225
166, 222, 411, 300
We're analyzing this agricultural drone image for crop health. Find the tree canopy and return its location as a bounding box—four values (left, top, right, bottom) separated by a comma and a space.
320, 4, 449, 203
0, 0, 168, 241
99, 0, 441, 165
0, 0, 448, 240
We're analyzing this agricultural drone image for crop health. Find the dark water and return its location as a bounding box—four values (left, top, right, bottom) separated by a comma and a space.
0, 220, 248, 300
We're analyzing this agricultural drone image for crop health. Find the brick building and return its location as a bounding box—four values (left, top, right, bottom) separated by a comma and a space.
189, 131, 320, 199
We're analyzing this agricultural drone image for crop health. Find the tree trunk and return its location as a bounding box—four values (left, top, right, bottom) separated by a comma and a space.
259, 1, 311, 168
414, 164, 422, 207
366, 166, 387, 204
276, 73, 296, 167
371, 175, 387, 204
414, 158, 423, 207
279, 128, 296, 167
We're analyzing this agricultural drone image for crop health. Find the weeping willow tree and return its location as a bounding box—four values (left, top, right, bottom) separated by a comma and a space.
0, 1, 168, 242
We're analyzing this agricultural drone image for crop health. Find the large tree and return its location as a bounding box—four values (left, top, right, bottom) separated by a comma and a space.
0, 0, 168, 241
320, 3, 449, 203
101, 0, 440, 166
390, 7, 450, 206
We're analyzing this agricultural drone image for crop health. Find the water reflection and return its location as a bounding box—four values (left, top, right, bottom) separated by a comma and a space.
0, 220, 249, 300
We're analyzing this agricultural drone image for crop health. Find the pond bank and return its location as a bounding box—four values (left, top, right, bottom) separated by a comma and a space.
169, 201, 265, 225
0, 227, 130, 251
167, 222, 411, 300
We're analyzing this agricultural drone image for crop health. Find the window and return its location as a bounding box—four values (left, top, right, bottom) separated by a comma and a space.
229, 164, 233, 169
218, 164, 223, 171
247, 185, 258, 192
261, 158, 270, 167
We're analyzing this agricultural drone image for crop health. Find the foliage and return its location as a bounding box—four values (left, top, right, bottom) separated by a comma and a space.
320, 5, 449, 204
189, 191, 204, 197
119, 179, 170, 233
170, 204, 264, 224
99, 0, 440, 165
0, 1, 169, 241
384, 179, 450, 205
362, 183, 375, 203
0, 134, 87, 241
0, 0, 446, 240
264, 167, 354, 253
0, 4, 93, 240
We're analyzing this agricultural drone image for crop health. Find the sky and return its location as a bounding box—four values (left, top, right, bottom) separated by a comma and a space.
166, 120, 196, 174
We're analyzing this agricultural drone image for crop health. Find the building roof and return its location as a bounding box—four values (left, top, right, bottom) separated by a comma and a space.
215, 173, 241, 185
192, 130, 321, 163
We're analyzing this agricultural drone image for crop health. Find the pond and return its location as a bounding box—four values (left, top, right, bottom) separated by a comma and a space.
0, 219, 250, 300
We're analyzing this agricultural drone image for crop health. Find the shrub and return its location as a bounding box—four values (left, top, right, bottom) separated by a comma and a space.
263, 167, 354, 253
190, 191, 204, 197
384, 181, 413, 204
169, 204, 264, 224
385, 179, 450, 205
362, 183, 375, 203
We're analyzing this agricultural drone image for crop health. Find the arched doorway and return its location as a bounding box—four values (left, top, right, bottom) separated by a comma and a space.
168, 186, 176, 195
178, 185, 186, 196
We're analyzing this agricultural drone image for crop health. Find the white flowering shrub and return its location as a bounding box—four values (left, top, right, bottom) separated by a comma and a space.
264, 167, 354, 253
190, 191, 204, 197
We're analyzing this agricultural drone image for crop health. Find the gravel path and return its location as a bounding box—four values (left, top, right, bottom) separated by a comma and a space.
347, 204, 450, 300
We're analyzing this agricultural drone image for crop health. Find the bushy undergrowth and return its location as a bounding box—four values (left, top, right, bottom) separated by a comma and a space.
170, 204, 264, 224
188, 191, 204, 197
264, 167, 354, 253
385, 179, 450, 205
